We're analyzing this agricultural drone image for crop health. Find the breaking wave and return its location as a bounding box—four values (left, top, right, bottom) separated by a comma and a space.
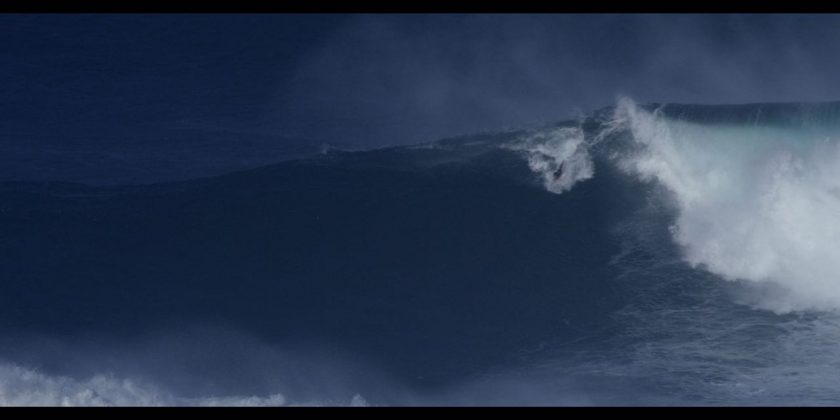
5, 97, 840, 405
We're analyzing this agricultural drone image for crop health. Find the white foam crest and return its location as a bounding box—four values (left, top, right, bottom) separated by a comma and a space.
507, 126, 594, 194
0, 362, 369, 407
0, 363, 171, 406
611, 97, 840, 312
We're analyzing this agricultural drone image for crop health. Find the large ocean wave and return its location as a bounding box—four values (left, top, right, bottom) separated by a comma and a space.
4, 98, 840, 405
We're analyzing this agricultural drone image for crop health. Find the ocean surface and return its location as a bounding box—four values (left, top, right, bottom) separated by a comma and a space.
3, 98, 840, 405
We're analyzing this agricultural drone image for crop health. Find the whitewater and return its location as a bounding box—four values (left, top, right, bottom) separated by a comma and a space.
4, 98, 840, 405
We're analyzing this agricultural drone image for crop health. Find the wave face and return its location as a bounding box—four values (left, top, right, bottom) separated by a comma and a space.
4, 98, 840, 405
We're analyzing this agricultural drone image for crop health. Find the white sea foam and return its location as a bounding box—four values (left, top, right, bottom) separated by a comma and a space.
507, 126, 594, 194
609, 97, 840, 312
0, 363, 172, 406
0, 362, 371, 407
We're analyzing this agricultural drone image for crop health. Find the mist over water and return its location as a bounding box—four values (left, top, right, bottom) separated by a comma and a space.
6, 15, 840, 184
272, 14, 840, 147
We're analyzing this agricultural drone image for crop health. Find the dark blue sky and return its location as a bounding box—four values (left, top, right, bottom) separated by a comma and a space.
4, 14, 840, 183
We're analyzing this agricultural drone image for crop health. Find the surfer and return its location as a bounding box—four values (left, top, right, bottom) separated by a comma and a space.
553, 162, 564, 180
